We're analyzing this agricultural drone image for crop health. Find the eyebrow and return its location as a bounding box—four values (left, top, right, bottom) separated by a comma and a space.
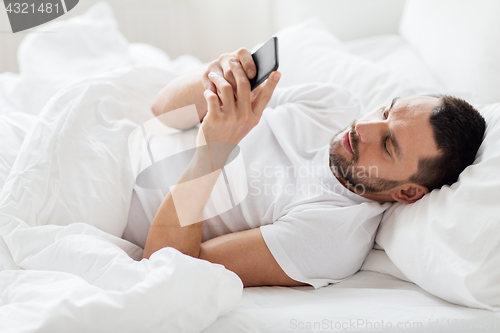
388, 97, 402, 159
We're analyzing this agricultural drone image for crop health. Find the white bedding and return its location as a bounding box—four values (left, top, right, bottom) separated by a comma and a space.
204, 271, 500, 333
0, 66, 243, 333
1, 2, 499, 332
0, 4, 242, 332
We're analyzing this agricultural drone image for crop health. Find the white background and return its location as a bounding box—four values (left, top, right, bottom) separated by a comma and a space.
0, 0, 406, 73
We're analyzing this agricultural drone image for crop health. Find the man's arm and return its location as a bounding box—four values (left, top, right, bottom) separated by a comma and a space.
142, 59, 280, 260
199, 228, 308, 287
151, 71, 208, 129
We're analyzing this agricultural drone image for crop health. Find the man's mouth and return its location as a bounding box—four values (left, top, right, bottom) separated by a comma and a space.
342, 130, 354, 155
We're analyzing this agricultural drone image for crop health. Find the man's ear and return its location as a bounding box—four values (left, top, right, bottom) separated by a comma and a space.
389, 184, 429, 204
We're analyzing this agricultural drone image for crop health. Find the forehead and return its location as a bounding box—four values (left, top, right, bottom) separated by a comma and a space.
392, 96, 439, 121
386, 96, 441, 164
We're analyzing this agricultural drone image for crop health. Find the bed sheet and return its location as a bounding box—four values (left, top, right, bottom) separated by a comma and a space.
203, 271, 500, 333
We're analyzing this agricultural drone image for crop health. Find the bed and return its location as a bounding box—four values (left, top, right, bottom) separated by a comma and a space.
1, 1, 499, 332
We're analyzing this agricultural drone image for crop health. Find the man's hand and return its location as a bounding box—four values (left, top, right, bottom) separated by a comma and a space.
202, 48, 269, 104
151, 47, 274, 130
199, 57, 280, 146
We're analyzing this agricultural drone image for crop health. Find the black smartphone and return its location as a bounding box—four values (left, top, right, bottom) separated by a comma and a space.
249, 36, 279, 91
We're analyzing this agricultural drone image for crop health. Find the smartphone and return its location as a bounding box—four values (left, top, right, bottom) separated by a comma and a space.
249, 36, 279, 91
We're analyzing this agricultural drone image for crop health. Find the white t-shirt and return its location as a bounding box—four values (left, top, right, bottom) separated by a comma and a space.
123, 83, 391, 288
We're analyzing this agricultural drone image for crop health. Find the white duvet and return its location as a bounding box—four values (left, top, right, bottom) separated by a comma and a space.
0, 67, 243, 332
0, 5, 243, 331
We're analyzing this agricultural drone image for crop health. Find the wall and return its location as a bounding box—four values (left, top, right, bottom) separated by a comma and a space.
0, 0, 406, 73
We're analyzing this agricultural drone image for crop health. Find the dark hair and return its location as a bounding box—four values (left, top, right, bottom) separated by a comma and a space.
409, 95, 486, 191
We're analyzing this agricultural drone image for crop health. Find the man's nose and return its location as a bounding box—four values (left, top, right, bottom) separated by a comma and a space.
354, 120, 386, 143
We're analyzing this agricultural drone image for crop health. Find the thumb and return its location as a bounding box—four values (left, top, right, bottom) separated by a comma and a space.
251, 84, 264, 102
252, 71, 280, 117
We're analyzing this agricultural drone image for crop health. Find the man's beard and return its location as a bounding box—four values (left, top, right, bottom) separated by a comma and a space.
329, 121, 403, 194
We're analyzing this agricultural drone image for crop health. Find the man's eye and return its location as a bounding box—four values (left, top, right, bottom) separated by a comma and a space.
384, 138, 390, 155
383, 109, 389, 120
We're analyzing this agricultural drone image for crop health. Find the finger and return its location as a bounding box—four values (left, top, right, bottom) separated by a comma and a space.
201, 74, 214, 92
208, 72, 235, 112
204, 89, 221, 116
251, 71, 281, 117
202, 75, 221, 106
211, 66, 224, 77
221, 63, 237, 95
250, 84, 264, 102
203, 65, 224, 92
236, 48, 256, 79
202, 77, 217, 95
228, 58, 251, 104
210, 67, 225, 106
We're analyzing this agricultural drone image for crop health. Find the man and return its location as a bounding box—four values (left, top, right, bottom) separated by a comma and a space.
130, 48, 485, 288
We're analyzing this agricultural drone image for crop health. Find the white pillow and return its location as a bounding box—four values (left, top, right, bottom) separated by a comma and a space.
274, 18, 451, 114
14, 2, 132, 115
399, 0, 500, 104
376, 103, 500, 311
3, 2, 186, 117
344, 35, 445, 92
0, 73, 24, 115
360, 249, 411, 283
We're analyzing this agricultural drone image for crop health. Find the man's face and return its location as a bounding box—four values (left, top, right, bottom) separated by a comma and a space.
329, 96, 442, 195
